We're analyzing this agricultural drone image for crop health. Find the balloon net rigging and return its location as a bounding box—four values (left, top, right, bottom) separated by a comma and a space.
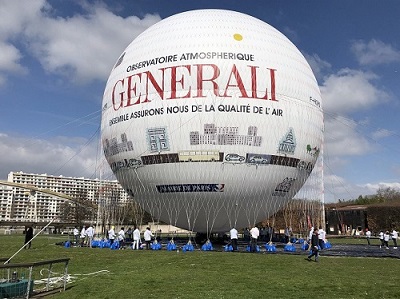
101, 90, 323, 238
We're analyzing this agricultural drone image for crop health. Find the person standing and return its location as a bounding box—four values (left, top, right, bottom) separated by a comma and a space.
249, 225, 259, 252
307, 228, 320, 262
24, 226, 34, 249
126, 227, 133, 242
143, 227, 154, 250
318, 226, 325, 250
73, 226, 80, 245
383, 231, 390, 249
365, 228, 371, 246
308, 226, 314, 243
230, 227, 238, 251
108, 226, 116, 245
133, 226, 141, 250
391, 229, 398, 249
379, 230, 384, 248
80, 226, 86, 247
86, 224, 94, 248
118, 227, 125, 249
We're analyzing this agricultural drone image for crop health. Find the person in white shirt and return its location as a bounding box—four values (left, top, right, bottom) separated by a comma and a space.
308, 226, 314, 243
230, 227, 238, 251
365, 228, 371, 246
80, 226, 86, 247
85, 224, 95, 248
132, 226, 141, 250
249, 226, 259, 252
379, 231, 384, 248
73, 226, 80, 245
143, 227, 154, 250
391, 229, 398, 249
118, 227, 125, 249
318, 227, 326, 249
383, 231, 390, 249
108, 226, 116, 245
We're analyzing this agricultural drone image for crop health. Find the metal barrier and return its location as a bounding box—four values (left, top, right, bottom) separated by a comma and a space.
0, 258, 69, 298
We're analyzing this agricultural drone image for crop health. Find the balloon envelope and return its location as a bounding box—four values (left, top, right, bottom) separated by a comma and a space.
101, 9, 323, 232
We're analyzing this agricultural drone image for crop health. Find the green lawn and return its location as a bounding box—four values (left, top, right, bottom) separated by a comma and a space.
0, 235, 399, 299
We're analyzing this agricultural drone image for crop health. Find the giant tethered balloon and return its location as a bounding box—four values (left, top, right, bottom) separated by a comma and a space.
101, 9, 323, 233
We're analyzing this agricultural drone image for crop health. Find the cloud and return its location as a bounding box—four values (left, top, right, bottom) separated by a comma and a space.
360, 182, 400, 193
0, 132, 113, 180
323, 173, 377, 202
303, 53, 331, 83
351, 39, 400, 66
320, 68, 389, 115
0, 0, 47, 85
324, 114, 376, 157
0, 0, 161, 84
0, 42, 29, 86
371, 128, 395, 139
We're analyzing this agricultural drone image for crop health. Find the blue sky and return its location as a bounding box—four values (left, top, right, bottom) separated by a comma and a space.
0, 0, 399, 203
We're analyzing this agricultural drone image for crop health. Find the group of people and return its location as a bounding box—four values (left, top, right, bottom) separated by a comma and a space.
306, 226, 326, 262
374, 229, 398, 249
107, 226, 154, 250
230, 226, 259, 252
242, 225, 275, 242
73, 224, 156, 249
73, 224, 95, 247
229, 225, 260, 252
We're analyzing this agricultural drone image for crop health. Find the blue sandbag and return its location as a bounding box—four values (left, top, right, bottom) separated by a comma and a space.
265, 244, 276, 252
151, 242, 162, 250
182, 243, 194, 252
167, 242, 177, 251
246, 245, 260, 252
201, 242, 214, 251
324, 241, 332, 249
64, 241, 71, 248
110, 240, 120, 250
301, 243, 309, 250
224, 245, 233, 252
100, 240, 111, 248
284, 243, 296, 252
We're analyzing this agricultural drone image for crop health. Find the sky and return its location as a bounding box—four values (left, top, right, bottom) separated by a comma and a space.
0, 0, 399, 203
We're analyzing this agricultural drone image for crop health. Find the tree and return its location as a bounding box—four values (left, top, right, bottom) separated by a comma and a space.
59, 190, 95, 225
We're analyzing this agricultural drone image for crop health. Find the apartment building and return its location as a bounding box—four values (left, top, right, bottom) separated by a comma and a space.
0, 171, 130, 223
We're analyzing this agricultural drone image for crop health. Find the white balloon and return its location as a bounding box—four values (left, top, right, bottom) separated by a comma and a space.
101, 9, 323, 232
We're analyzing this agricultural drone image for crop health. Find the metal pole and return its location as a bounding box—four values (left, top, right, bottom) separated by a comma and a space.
63, 260, 69, 291
46, 263, 53, 291
26, 266, 33, 299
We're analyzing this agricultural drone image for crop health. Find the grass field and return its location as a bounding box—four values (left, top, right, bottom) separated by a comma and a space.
0, 234, 399, 299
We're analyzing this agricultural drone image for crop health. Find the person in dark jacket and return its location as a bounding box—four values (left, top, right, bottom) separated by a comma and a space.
306, 228, 319, 262
24, 226, 34, 249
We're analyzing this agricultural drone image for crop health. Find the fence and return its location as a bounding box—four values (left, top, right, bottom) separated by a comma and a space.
0, 258, 69, 299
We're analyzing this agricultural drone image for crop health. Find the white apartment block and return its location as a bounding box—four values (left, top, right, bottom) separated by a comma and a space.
0, 171, 130, 223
